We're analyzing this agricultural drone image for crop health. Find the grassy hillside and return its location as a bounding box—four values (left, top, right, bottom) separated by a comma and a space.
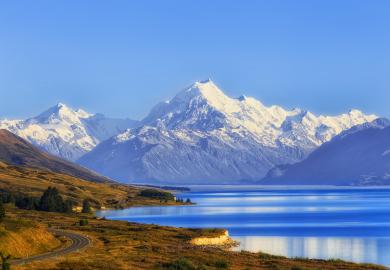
0, 166, 386, 269
0, 161, 181, 209
3, 205, 385, 270
0, 129, 109, 183
0, 217, 60, 258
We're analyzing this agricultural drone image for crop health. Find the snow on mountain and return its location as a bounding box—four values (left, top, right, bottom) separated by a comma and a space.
263, 118, 390, 185
0, 103, 138, 161
78, 80, 377, 184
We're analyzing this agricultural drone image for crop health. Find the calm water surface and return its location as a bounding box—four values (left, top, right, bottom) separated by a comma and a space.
97, 186, 390, 267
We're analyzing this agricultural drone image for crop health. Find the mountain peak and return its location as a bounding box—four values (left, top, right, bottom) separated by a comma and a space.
199, 78, 213, 84
191, 79, 221, 94
348, 109, 363, 115
32, 103, 92, 124
56, 102, 67, 108
179, 79, 229, 105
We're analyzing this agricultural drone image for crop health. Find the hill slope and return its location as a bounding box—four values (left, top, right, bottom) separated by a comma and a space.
0, 129, 110, 183
263, 118, 390, 185
79, 79, 377, 184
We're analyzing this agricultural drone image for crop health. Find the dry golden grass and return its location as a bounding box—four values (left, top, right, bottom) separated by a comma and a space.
0, 162, 387, 270
0, 218, 60, 258
2, 205, 387, 270
0, 162, 182, 209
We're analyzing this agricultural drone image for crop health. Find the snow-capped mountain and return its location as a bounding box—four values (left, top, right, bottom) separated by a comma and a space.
78, 79, 377, 184
263, 118, 390, 185
0, 103, 138, 161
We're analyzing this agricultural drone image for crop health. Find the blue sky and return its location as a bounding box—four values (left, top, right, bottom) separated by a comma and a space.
0, 1, 389, 120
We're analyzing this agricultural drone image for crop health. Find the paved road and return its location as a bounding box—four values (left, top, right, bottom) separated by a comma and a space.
10, 229, 91, 266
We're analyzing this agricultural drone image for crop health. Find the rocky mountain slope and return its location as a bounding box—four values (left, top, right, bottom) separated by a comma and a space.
0, 129, 110, 183
0, 103, 138, 161
262, 118, 390, 185
79, 80, 377, 184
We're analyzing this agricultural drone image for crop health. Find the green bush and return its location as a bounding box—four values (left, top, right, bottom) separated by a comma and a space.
79, 219, 89, 226
0, 252, 11, 270
163, 258, 196, 270
0, 190, 15, 204
214, 260, 229, 269
15, 196, 39, 210
82, 199, 92, 213
139, 189, 174, 201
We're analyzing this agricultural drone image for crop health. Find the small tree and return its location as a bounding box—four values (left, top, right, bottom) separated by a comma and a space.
79, 219, 88, 226
0, 252, 11, 270
15, 196, 39, 210
1, 191, 15, 204
63, 199, 74, 213
82, 199, 91, 213
0, 200, 5, 221
39, 187, 64, 212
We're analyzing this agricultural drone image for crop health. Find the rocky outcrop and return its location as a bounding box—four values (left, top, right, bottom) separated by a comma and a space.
190, 230, 236, 247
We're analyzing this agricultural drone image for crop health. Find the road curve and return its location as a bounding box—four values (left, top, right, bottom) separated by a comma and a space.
10, 229, 91, 266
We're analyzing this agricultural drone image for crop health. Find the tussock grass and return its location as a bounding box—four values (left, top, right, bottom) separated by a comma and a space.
4, 205, 386, 270
0, 162, 182, 209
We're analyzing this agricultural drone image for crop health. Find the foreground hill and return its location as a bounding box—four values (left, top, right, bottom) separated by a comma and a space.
0, 103, 138, 161
0, 129, 110, 183
3, 205, 386, 270
79, 79, 376, 184
0, 161, 178, 209
263, 118, 390, 185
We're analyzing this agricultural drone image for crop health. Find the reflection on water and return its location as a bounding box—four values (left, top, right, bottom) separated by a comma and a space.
233, 236, 390, 265
97, 187, 390, 267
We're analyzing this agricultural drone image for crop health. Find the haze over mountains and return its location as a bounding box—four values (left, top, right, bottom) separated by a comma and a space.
78, 80, 377, 184
1, 80, 386, 185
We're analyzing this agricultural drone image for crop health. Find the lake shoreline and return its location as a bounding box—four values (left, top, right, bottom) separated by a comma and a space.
97, 186, 390, 267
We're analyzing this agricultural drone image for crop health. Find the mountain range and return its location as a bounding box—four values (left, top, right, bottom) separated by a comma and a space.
78, 79, 378, 184
263, 118, 390, 185
2, 80, 385, 185
0, 103, 138, 161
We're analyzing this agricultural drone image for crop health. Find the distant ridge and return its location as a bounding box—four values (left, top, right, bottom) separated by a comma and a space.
262, 118, 390, 185
0, 129, 111, 183
0, 103, 138, 161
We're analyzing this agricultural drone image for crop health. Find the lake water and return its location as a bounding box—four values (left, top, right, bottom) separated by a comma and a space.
97, 186, 390, 267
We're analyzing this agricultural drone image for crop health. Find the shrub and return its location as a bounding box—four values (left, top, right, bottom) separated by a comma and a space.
0, 190, 15, 204
163, 258, 196, 270
63, 199, 75, 213
214, 260, 229, 269
0, 252, 11, 270
15, 196, 39, 210
79, 219, 89, 226
0, 200, 5, 221
139, 189, 174, 201
82, 199, 91, 213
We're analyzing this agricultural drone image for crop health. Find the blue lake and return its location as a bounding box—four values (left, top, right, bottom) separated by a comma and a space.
97, 186, 390, 267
